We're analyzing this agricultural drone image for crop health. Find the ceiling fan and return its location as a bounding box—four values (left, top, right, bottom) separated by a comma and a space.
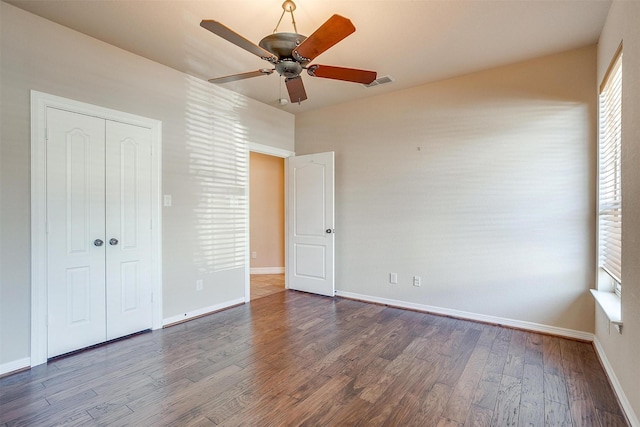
200, 0, 377, 104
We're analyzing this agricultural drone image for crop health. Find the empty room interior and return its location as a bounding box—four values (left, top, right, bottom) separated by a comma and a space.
1, 0, 639, 425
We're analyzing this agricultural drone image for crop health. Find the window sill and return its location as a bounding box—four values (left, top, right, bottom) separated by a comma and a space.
590, 289, 623, 333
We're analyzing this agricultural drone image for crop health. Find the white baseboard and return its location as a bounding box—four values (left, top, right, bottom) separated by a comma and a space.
250, 267, 284, 275
162, 298, 245, 327
592, 337, 639, 426
0, 357, 30, 377
335, 290, 594, 342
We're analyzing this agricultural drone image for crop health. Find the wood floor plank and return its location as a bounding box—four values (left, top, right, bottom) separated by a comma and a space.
560, 338, 587, 374
472, 374, 501, 411
0, 397, 51, 425
484, 328, 512, 378
282, 374, 355, 425
519, 363, 545, 427
569, 397, 600, 427
326, 396, 372, 425
1, 397, 94, 427
437, 417, 464, 427
442, 344, 490, 423
542, 335, 565, 377
465, 404, 494, 427
584, 367, 626, 416
406, 382, 453, 426
357, 352, 416, 403
373, 388, 423, 426
491, 375, 521, 427
439, 328, 482, 386
524, 331, 544, 367
476, 324, 500, 349
384, 356, 436, 404
85, 402, 135, 425
214, 392, 295, 426
0, 287, 629, 427
544, 372, 569, 405
377, 321, 415, 361
544, 399, 572, 426
597, 408, 630, 427
502, 329, 527, 379
352, 395, 399, 426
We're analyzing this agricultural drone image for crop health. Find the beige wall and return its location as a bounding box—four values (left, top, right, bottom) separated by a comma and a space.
0, 3, 294, 368
250, 152, 285, 271
595, 0, 640, 423
296, 46, 597, 333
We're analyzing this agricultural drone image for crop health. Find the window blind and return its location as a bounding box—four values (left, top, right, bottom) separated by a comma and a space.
598, 51, 623, 286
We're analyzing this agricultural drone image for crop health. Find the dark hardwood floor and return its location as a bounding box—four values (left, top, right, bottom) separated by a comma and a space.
0, 291, 629, 426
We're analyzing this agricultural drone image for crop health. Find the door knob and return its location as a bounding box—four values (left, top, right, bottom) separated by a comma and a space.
325, 229, 334, 234
94, 239, 104, 247
109, 238, 119, 246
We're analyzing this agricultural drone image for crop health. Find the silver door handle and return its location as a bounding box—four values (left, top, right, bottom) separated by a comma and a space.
94, 239, 104, 247
109, 238, 119, 246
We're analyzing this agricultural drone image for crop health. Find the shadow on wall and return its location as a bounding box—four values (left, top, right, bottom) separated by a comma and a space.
184, 76, 249, 274
296, 46, 597, 331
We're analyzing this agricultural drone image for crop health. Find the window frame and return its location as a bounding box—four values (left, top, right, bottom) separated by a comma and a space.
597, 45, 623, 296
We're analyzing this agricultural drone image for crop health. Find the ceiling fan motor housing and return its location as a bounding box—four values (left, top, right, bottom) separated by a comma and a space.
259, 32, 308, 77
276, 59, 303, 78
259, 32, 305, 57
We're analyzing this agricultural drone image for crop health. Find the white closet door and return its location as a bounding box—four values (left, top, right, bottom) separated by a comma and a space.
105, 121, 153, 339
47, 109, 154, 358
47, 108, 107, 357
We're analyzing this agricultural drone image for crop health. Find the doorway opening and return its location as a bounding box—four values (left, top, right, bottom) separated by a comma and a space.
249, 151, 286, 300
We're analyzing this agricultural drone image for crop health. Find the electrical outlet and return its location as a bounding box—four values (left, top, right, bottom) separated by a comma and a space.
251, 252, 257, 259
196, 279, 203, 291
389, 273, 398, 284
413, 276, 421, 287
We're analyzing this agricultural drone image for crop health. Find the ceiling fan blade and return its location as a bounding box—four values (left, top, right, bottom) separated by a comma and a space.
293, 15, 355, 63
200, 20, 277, 63
307, 65, 377, 84
285, 77, 308, 104
208, 69, 274, 84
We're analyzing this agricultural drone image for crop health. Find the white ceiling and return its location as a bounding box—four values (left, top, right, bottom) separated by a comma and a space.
6, 0, 611, 114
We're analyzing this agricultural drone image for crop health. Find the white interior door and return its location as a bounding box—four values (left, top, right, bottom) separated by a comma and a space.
287, 152, 335, 297
47, 108, 107, 357
47, 109, 154, 358
105, 121, 153, 340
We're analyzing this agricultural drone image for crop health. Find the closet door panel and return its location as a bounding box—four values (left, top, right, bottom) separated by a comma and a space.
105, 120, 153, 339
46, 108, 107, 357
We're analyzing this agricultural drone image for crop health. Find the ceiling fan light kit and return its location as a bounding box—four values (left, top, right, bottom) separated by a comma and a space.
200, 0, 377, 104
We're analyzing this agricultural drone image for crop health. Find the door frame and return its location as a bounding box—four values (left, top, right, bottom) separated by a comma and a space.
246, 142, 294, 302
30, 91, 163, 366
